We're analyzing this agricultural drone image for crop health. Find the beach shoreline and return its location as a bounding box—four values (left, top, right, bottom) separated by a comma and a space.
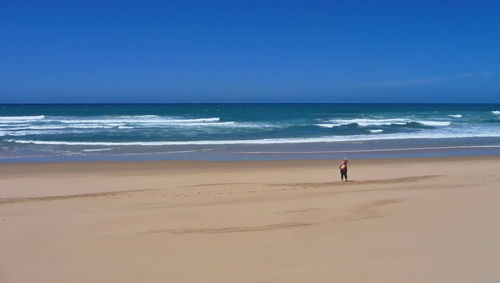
2, 143, 500, 163
1, 103, 499, 162
1, 155, 500, 282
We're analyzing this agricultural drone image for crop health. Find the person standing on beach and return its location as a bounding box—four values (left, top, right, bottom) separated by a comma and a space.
339, 158, 348, 182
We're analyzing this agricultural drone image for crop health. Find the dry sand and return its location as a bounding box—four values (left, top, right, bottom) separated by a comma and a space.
1, 156, 500, 283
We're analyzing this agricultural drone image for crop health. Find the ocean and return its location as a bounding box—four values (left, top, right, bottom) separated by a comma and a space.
1, 103, 500, 162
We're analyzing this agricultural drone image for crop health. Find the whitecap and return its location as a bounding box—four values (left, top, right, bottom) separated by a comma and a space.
416, 121, 451, 126
492, 111, 500, 115
82, 148, 114, 152
15, 125, 115, 130
315, 123, 342, 128
116, 115, 160, 118
325, 118, 411, 127
0, 115, 45, 122
1, 129, 96, 136
8, 129, 500, 146
322, 118, 450, 127
449, 114, 462, 118
47, 117, 221, 124
368, 129, 383, 133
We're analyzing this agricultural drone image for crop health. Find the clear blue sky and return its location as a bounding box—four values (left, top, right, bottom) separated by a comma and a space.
1, 0, 499, 103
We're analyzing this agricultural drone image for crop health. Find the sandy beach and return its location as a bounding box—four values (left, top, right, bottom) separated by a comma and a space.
1, 155, 500, 282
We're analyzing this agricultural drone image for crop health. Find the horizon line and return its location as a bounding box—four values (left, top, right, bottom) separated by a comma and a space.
1, 102, 500, 105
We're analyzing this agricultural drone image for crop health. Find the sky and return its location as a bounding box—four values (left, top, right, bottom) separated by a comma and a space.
1, 0, 499, 103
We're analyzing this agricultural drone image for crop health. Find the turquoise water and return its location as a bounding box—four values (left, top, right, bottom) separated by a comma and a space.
1, 104, 500, 161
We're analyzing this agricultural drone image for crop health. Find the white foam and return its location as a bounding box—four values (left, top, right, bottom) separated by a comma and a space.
324, 118, 450, 127
5, 125, 116, 131
416, 121, 451, 126
326, 118, 410, 126
37, 116, 274, 129
0, 123, 31, 128
0, 121, 278, 133
492, 111, 500, 115
0, 115, 45, 122
449, 114, 462, 118
168, 117, 220, 123
51, 117, 221, 124
120, 115, 160, 118
2, 129, 94, 136
239, 145, 500, 155
8, 130, 500, 146
82, 148, 114, 152
315, 123, 342, 128
152, 121, 235, 127
368, 129, 383, 133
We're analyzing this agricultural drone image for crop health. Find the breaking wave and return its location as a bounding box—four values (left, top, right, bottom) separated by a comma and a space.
315, 123, 342, 128
0, 115, 282, 136
7, 130, 500, 146
316, 118, 451, 127
0, 115, 46, 122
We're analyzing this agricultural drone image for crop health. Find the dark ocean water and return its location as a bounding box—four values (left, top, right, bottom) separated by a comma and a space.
1, 104, 500, 162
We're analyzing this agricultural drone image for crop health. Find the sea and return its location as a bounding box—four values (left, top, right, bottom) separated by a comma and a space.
1, 103, 500, 162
